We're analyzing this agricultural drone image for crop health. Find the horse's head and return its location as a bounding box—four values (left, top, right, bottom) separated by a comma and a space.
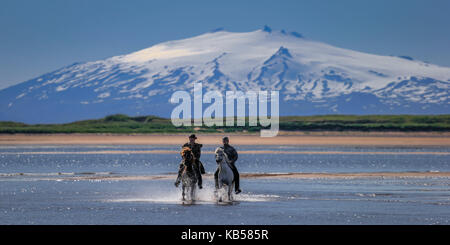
214, 147, 228, 164
181, 147, 194, 166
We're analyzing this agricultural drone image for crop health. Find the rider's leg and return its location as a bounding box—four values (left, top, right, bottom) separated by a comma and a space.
194, 161, 203, 188
230, 164, 241, 193
199, 161, 206, 174
197, 173, 202, 188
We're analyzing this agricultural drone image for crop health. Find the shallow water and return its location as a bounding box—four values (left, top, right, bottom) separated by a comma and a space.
0, 144, 449, 224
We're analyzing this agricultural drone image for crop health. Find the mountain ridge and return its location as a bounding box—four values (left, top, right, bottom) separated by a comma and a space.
1, 26, 449, 123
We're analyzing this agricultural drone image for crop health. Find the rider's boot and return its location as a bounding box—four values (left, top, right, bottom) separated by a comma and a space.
234, 179, 242, 194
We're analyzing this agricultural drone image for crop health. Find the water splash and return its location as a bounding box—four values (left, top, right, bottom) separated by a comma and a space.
108, 184, 279, 204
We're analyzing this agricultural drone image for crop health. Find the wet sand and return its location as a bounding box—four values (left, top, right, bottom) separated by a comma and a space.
31, 171, 450, 181
1, 133, 449, 146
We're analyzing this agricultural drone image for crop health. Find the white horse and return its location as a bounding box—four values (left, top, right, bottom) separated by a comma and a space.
214, 147, 234, 202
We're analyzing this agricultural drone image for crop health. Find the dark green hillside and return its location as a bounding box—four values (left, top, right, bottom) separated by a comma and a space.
0, 114, 449, 134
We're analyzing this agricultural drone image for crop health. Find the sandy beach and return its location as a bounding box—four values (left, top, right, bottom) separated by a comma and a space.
0, 132, 449, 146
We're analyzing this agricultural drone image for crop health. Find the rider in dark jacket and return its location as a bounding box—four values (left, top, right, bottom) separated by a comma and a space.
176, 134, 203, 189
215, 136, 241, 194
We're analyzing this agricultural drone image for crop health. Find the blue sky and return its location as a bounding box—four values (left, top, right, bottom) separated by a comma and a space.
1, 0, 449, 89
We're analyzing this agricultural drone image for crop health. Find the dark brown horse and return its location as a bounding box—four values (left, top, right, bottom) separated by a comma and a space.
175, 147, 199, 201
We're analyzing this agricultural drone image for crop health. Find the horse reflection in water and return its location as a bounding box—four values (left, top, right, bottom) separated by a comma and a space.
175, 147, 199, 202
214, 147, 235, 202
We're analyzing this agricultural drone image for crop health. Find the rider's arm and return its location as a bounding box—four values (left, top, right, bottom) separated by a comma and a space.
227, 148, 237, 163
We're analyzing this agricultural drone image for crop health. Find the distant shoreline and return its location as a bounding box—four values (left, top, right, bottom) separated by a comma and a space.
1, 132, 449, 146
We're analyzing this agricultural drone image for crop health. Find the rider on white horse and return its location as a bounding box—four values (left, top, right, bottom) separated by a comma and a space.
214, 136, 242, 194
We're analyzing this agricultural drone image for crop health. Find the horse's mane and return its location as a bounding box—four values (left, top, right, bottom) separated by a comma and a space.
181, 147, 192, 157
214, 147, 230, 163
181, 147, 194, 169
214, 147, 222, 154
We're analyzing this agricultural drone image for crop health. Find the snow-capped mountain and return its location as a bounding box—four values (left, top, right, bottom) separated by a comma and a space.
1, 26, 449, 123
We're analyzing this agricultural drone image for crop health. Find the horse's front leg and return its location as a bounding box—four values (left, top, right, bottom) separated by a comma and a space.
228, 185, 233, 202
182, 186, 186, 201
191, 185, 195, 201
